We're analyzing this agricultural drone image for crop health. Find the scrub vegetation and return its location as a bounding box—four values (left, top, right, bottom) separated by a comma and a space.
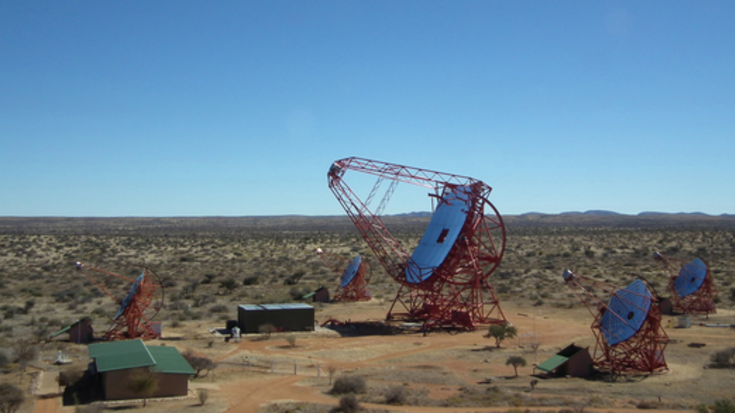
0, 214, 734, 412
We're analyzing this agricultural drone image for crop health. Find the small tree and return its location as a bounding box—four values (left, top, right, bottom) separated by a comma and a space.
197, 389, 209, 406
286, 335, 297, 348
220, 278, 238, 294
0, 383, 24, 413
182, 351, 216, 378
258, 323, 276, 339
127, 367, 159, 407
331, 375, 366, 395
336, 394, 360, 413
486, 323, 518, 348
506, 355, 527, 377
327, 365, 337, 385
384, 385, 406, 405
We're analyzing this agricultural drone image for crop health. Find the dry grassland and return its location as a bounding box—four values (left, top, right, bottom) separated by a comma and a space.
0, 215, 734, 413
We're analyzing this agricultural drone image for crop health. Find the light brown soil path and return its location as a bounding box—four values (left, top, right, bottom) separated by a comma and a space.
219, 375, 336, 413
33, 398, 61, 413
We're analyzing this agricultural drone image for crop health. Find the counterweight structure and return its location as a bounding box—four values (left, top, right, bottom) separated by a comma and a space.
328, 157, 506, 331
316, 248, 372, 301
653, 252, 717, 315
562, 269, 669, 375
75, 262, 163, 340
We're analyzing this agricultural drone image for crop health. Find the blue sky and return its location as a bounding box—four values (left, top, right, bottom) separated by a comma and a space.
1, 1, 733, 217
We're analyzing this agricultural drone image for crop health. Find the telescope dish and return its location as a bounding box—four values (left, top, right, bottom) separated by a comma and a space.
600, 279, 652, 346
115, 271, 145, 320
654, 252, 717, 315
674, 258, 708, 298
341, 255, 362, 288
316, 248, 371, 302
563, 269, 669, 375
406, 186, 470, 284
75, 262, 164, 340
328, 157, 506, 331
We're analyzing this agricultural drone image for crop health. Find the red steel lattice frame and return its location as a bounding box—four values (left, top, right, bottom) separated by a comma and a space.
75, 262, 163, 340
316, 248, 372, 302
653, 252, 717, 315
563, 270, 669, 375
327, 157, 506, 331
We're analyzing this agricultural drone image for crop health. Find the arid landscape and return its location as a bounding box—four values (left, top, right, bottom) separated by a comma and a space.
1, 214, 734, 413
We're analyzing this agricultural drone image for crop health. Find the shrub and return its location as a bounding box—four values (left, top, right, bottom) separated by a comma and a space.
331, 375, 366, 395
258, 323, 277, 338
713, 399, 735, 413
636, 400, 661, 409
384, 385, 406, 405
710, 347, 735, 368
182, 351, 216, 378
58, 369, 84, 388
242, 275, 259, 286
209, 304, 229, 313
334, 394, 360, 413
0, 383, 25, 413
197, 389, 209, 406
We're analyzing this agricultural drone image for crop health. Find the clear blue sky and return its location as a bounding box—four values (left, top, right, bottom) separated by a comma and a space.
1, 1, 733, 217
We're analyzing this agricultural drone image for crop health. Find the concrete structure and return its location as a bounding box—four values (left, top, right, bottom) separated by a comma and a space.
88, 339, 195, 400
536, 343, 594, 378
237, 303, 315, 334
49, 317, 94, 344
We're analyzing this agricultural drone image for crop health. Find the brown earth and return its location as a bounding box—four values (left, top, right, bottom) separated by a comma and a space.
33, 298, 735, 413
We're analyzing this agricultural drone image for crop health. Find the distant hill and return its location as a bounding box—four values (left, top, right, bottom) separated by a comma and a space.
1, 211, 735, 235
560, 210, 622, 216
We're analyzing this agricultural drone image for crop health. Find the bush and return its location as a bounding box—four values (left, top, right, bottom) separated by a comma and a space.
242, 275, 259, 286
197, 389, 209, 406
710, 347, 735, 368
0, 383, 25, 413
334, 394, 360, 413
209, 304, 229, 313
58, 369, 84, 388
713, 399, 735, 413
258, 323, 277, 338
384, 385, 406, 405
331, 375, 366, 395
182, 351, 215, 378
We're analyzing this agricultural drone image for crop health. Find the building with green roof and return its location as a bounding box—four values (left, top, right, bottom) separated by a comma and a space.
88, 339, 195, 400
49, 318, 94, 344
535, 343, 593, 378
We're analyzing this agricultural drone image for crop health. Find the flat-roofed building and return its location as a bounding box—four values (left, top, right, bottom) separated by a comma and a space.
237, 303, 315, 334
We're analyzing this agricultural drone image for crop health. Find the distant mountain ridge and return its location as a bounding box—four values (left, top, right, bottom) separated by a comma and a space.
401, 210, 733, 217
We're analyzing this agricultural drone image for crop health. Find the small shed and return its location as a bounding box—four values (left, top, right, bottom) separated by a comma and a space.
536, 343, 593, 378
303, 287, 330, 303
88, 339, 195, 400
49, 318, 94, 344
238, 303, 315, 334
659, 297, 674, 315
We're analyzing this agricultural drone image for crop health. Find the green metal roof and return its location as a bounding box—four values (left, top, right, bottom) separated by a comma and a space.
88, 339, 155, 372
147, 346, 196, 375
49, 326, 71, 338
88, 339, 194, 375
536, 355, 569, 373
